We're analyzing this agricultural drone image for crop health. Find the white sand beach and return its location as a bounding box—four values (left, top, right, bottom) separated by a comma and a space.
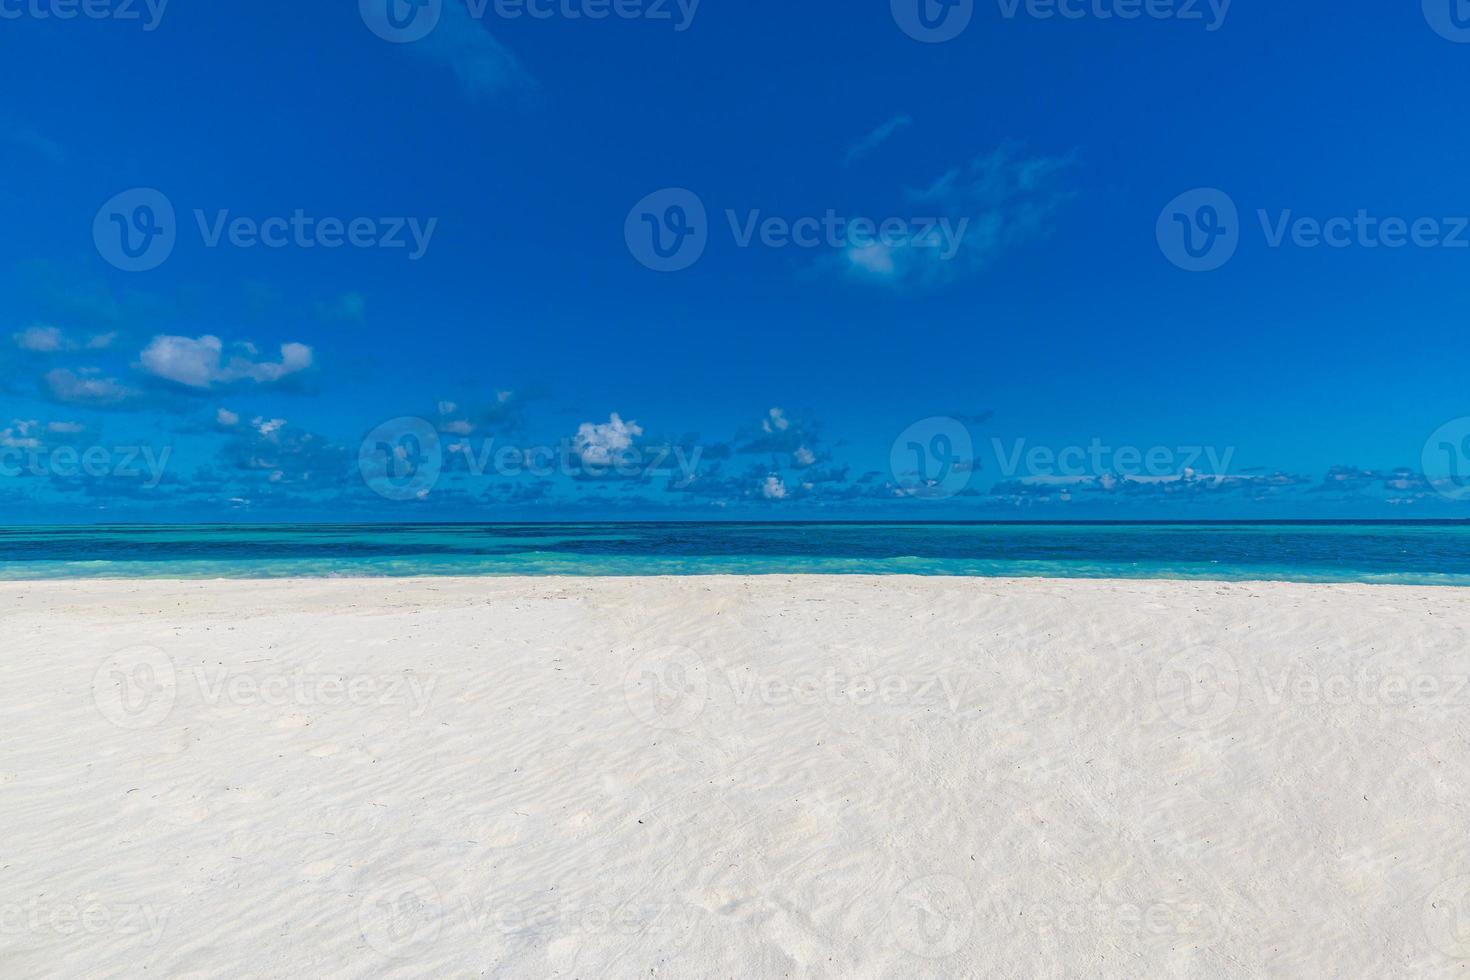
3, 575, 1469, 978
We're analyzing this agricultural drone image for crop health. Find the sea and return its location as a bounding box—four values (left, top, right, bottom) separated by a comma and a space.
2, 521, 1469, 585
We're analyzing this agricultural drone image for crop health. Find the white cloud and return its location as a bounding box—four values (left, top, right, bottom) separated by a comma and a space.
841, 144, 1077, 289
793, 446, 816, 467
5, 122, 64, 163
574, 413, 643, 466
139, 335, 313, 389
414, 0, 535, 102
761, 475, 788, 500
763, 408, 790, 434
436, 400, 474, 435
0, 420, 42, 449
13, 325, 118, 352
45, 368, 135, 406
141, 335, 218, 387
316, 292, 366, 323
216, 408, 240, 427
47, 421, 85, 434
13, 325, 64, 351
846, 245, 896, 276
843, 115, 913, 167
253, 417, 287, 441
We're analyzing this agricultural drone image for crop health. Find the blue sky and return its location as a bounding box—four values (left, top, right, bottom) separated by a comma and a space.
3, 0, 1470, 521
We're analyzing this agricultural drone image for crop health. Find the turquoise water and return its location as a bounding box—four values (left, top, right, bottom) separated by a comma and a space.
2, 522, 1469, 585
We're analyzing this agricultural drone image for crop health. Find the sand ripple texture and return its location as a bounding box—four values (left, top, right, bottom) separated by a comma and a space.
1, 576, 1468, 978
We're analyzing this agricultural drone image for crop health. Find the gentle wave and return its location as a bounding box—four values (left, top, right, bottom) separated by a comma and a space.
3, 522, 1470, 584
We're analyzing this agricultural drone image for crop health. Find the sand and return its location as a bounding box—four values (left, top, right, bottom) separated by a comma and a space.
2, 575, 1469, 978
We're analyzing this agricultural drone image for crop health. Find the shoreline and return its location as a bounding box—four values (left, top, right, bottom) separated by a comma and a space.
6, 571, 1470, 587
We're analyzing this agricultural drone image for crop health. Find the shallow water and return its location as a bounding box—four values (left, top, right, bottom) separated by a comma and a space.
3, 522, 1470, 584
